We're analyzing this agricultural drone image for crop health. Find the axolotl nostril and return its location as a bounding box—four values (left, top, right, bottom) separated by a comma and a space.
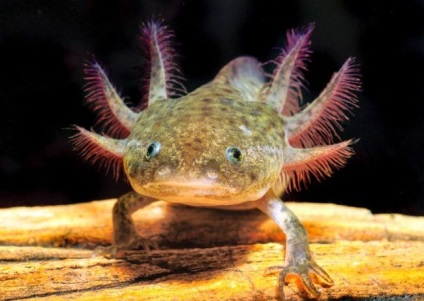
71, 21, 360, 299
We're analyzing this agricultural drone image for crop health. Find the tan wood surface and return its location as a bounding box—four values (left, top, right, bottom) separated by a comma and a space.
0, 199, 423, 300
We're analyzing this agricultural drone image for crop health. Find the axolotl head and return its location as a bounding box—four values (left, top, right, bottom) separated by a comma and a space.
72, 22, 359, 207
124, 85, 284, 205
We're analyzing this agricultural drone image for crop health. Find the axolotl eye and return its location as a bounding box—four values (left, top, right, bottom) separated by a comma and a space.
145, 141, 161, 160
226, 146, 243, 165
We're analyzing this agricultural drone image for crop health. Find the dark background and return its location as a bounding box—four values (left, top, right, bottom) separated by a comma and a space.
1, 0, 423, 215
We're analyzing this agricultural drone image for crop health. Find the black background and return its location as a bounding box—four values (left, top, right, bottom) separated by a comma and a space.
1, 0, 423, 216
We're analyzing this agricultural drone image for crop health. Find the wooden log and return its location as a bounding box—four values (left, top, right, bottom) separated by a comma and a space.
0, 200, 423, 300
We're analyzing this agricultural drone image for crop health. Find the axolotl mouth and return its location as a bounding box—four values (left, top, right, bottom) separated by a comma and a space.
133, 180, 271, 206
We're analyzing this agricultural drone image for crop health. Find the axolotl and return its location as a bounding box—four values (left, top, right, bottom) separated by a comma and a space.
72, 21, 360, 299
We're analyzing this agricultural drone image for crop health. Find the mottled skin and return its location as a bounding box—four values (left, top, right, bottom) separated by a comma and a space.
73, 22, 360, 299
125, 84, 284, 205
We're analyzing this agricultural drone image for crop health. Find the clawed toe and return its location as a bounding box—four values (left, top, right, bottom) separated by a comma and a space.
93, 235, 159, 259
266, 260, 333, 300
116, 235, 159, 252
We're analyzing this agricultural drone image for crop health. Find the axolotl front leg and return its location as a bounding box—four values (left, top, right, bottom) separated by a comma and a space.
112, 191, 159, 251
254, 191, 334, 299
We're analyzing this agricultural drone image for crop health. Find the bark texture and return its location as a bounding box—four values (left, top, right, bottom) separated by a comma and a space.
0, 200, 423, 300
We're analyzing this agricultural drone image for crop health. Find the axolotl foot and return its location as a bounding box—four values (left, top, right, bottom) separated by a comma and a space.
265, 258, 334, 300
255, 194, 334, 299
115, 235, 160, 252
93, 236, 159, 259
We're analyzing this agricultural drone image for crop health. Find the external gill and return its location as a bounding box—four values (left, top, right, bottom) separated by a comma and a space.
280, 139, 355, 191
256, 26, 360, 192
70, 127, 127, 180
284, 58, 361, 148
140, 21, 186, 105
258, 24, 313, 115
72, 21, 184, 180
84, 62, 138, 137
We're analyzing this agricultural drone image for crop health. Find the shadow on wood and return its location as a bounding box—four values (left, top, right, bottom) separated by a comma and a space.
0, 200, 423, 300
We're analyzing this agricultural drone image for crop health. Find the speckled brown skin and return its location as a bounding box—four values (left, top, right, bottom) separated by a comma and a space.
73, 22, 361, 300
124, 84, 284, 205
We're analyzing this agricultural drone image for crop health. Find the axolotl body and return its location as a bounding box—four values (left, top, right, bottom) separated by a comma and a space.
72, 22, 360, 299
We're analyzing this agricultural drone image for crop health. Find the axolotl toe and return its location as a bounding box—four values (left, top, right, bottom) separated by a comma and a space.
72, 21, 360, 299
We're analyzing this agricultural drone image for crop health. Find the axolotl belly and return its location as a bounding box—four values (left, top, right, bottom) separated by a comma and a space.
72, 21, 360, 299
